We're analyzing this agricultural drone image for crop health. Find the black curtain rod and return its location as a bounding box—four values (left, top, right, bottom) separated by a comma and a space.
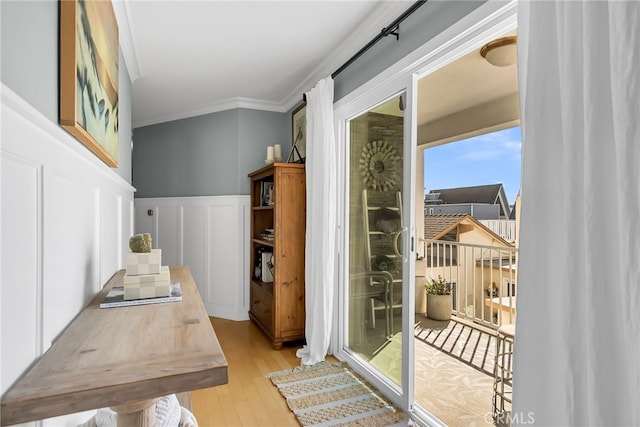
331, 0, 428, 79
302, 1, 427, 102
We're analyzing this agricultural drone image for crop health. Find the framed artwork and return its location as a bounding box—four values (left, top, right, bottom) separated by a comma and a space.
60, 0, 119, 167
288, 102, 306, 163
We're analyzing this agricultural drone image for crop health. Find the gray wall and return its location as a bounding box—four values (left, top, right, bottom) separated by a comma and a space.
425, 204, 500, 220
237, 108, 291, 192
132, 109, 288, 197
1, 0, 133, 182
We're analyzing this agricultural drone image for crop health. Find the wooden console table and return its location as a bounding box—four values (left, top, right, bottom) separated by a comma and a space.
1, 265, 228, 426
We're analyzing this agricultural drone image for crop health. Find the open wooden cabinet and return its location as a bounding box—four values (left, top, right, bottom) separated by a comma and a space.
248, 163, 306, 349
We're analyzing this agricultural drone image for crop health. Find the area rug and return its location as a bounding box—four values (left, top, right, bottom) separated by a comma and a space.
267, 361, 410, 427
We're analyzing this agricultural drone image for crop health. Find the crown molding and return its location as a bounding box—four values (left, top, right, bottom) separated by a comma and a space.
113, 0, 141, 82
133, 97, 286, 129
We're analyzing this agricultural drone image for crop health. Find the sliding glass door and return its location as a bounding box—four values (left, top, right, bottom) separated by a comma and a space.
348, 94, 405, 377
331, 4, 517, 423
336, 78, 417, 410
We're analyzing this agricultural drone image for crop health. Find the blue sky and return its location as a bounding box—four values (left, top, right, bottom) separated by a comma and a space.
423, 126, 522, 205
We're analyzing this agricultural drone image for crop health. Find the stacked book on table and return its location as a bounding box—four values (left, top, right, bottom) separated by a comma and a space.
100, 249, 182, 308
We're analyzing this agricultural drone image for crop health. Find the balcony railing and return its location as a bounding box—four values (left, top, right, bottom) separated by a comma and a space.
479, 219, 517, 243
420, 239, 517, 329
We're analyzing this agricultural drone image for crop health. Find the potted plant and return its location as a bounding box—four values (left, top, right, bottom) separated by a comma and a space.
425, 275, 452, 321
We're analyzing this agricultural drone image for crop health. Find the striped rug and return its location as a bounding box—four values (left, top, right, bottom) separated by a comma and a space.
267, 361, 410, 427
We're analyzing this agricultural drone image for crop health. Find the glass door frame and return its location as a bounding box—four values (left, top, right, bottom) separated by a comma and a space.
331, 1, 518, 422
333, 75, 417, 413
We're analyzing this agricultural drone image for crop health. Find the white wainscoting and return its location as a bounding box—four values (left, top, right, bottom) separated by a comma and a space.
1, 85, 135, 426
134, 196, 250, 321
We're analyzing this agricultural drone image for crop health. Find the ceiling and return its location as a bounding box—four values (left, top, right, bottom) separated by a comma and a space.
418, 32, 518, 126
113, 1, 518, 133
417, 29, 519, 146
114, 1, 412, 128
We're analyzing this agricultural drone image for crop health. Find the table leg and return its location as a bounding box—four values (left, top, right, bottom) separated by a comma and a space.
112, 398, 162, 427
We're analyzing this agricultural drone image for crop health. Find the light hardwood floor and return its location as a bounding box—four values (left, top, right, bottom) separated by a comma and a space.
191, 317, 304, 426
194, 316, 497, 427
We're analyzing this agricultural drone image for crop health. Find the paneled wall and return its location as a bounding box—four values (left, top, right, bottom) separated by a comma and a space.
134, 196, 250, 321
1, 86, 135, 426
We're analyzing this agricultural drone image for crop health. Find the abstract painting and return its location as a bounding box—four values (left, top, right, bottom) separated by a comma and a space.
60, 0, 119, 167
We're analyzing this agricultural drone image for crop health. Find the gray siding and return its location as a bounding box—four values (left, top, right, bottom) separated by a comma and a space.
425, 204, 500, 220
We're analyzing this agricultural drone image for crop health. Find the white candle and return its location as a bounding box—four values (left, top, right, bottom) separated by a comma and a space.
274, 144, 282, 161
266, 146, 275, 161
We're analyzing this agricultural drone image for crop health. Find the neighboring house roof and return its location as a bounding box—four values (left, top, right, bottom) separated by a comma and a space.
428, 184, 511, 218
423, 214, 466, 240
424, 213, 512, 247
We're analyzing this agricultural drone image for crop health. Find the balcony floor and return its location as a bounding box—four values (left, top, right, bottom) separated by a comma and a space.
369, 314, 499, 426
414, 315, 498, 426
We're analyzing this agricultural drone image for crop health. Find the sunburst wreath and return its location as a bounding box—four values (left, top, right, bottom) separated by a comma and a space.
359, 140, 401, 191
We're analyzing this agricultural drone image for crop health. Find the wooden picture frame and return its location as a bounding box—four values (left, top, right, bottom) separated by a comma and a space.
288, 102, 306, 163
60, 0, 119, 167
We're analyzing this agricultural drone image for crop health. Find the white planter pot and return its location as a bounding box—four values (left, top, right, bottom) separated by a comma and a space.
426, 293, 452, 321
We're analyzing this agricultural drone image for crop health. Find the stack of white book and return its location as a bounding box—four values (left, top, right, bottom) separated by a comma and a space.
123, 249, 170, 300
100, 248, 183, 309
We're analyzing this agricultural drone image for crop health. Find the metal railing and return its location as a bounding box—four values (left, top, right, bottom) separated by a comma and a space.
421, 239, 517, 329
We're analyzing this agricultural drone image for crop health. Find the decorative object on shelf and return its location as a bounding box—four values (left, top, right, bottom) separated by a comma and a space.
425, 275, 453, 321
123, 266, 171, 299
59, 0, 120, 167
375, 208, 402, 233
126, 249, 161, 275
129, 233, 152, 253
261, 251, 274, 283
266, 145, 275, 164
260, 228, 275, 241
253, 247, 274, 283
359, 140, 400, 191
125, 234, 171, 300
288, 102, 306, 163
274, 144, 282, 161
254, 247, 269, 281
373, 255, 397, 274
260, 181, 275, 206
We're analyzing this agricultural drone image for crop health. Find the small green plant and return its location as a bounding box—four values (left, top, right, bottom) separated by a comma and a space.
425, 275, 452, 295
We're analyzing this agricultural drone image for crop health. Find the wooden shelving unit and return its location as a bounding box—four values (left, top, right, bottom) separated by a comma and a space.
248, 163, 306, 350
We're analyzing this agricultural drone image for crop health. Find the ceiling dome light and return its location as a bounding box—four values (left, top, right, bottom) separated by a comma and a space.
480, 36, 517, 67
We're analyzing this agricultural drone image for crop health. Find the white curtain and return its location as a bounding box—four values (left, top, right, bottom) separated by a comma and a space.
296, 77, 337, 365
514, 1, 640, 425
